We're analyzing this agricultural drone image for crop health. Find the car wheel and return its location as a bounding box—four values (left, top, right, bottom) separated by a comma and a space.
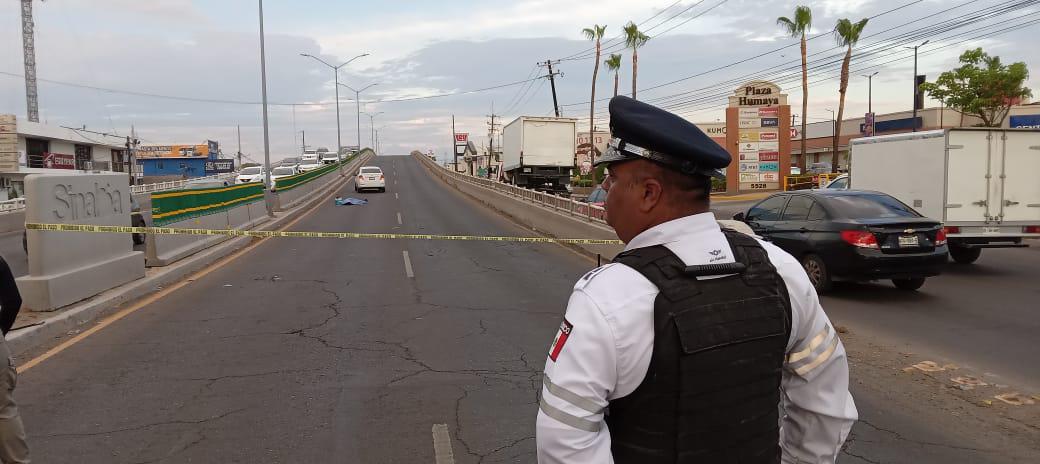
892, 277, 926, 291
949, 246, 981, 264
801, 254, 833, 294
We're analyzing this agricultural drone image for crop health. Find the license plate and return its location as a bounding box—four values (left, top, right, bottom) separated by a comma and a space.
898, 235, 919, 247
367, 177, 376, 180
983, 226, 1000, 234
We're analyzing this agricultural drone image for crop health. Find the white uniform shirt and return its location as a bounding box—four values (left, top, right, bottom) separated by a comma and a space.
536, 212, 857, 463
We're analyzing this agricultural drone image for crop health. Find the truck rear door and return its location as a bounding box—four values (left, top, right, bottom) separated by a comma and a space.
998, 130, 1040, 223
946, 130, 997, 223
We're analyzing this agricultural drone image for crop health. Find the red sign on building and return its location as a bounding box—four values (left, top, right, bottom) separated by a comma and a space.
758, 107, 779, 117
758, 152, 780, 162
759, 132, 778, 141
43, 152, 75, 169
454, 133, 469, 144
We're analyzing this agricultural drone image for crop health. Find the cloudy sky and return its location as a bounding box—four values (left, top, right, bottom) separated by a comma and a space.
2, 0, 1039, 162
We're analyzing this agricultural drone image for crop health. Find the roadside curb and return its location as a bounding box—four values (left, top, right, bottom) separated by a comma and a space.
7, 154, 369, 359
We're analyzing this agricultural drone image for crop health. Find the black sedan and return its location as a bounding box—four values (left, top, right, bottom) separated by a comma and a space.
734, 190, 948, 292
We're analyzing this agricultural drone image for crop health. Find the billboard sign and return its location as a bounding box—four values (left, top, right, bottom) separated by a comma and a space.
739, 152, 759, 161
1009, 114, 1040, 128
205, 159, 236, 174
863, 112, 876, 136
454, 133, 469, 144
758, 152, 780, 162
761, 118, 779, 127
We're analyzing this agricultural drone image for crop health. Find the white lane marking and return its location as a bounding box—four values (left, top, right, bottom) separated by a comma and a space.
402, 250, 415, 278
397, 212, 403, 225
395, 193, 399, 200
432, 424, 455, 464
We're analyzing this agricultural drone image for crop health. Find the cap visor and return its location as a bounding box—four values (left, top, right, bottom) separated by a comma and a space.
593, 150, 635, 167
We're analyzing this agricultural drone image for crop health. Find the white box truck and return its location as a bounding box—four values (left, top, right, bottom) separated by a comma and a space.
501, 116, 577, 194
848, 128, 1040, 263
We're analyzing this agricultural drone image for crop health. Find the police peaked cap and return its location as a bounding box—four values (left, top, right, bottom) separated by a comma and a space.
596, 95, 730, 178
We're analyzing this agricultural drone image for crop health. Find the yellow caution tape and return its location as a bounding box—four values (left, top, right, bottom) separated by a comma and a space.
24, 223, 624, 245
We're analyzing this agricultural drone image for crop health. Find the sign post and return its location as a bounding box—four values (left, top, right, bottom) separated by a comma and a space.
725, 81, 790, 193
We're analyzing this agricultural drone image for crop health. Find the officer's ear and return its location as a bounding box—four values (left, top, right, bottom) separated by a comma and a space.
638, 175, 664, 213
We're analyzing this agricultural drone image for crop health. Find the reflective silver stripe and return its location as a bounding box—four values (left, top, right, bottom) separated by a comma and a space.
788, 326, 831, 363
539, 397, 602, 432
610, 137, 648, 156
793, 336, 839, 376
542, 374, 604, 414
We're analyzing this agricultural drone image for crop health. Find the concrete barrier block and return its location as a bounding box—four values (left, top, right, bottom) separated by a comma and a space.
146, 210, 232, 267
16, 172, 145, 311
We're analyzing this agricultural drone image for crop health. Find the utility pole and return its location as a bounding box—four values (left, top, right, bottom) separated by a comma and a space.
236, 125, 243, 168
301, 130, 306, 155
452, 114, 457, 171
539, 60, 563, 117
21, 0, 40, 122
487, 111, 500, 179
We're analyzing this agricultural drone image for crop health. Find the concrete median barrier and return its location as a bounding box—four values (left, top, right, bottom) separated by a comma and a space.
416, 155, 624, 259
145, 183, 267, 267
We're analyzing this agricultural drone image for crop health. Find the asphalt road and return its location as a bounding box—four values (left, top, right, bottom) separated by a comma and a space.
16, 156, 592, 463
12, 156, 1039, 463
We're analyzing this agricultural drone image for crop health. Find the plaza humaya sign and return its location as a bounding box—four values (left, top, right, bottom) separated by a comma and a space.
725, 81, 791, 193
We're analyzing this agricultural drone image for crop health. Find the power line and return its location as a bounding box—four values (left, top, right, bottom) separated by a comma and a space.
561, 0, 925, 108
0, 71, 544, 106
557, 0, 685, 61
585, 0, 1035, 119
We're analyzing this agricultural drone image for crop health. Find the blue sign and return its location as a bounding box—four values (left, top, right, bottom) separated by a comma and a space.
860, 117, 922, 134
761, 118, 779, 127
759, 162, 779, 172
1010, 114, 1040, 128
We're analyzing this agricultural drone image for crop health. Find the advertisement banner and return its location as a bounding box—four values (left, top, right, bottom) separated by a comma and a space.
761, 118, 779, 127
758, 152, 780, 162
43, 152, 75, 169
758, 140, 779, 151
739, 172, 760, 183
758, 107, 779, 117
760, 173, 780, 182
739, 108, 760, 119
738, 142, 758, 153
739, 132, 760, 142
739, 119, 760, 128
1009, 114, 1040, 128
759, 131, 778, 141
863, 112, 876, 136
205, 159, 236, 174
759, 162, 779, 172
739, 162, 760, 173
739, 152, 759, 161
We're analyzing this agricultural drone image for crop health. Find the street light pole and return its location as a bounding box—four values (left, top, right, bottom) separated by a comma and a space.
363, 111, 384, 154
299, 52, 368, 156
905, 40, 929, 132
339, 82, 379, 159
258, 0, 274, 216
862, 71, 879, 114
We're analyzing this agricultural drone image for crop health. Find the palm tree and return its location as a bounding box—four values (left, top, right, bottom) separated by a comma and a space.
623, 22, 650, 99
583, 25, 607, 173
832, 18, 869, 172
605, 53, 623, 97
777, 6, 812, 173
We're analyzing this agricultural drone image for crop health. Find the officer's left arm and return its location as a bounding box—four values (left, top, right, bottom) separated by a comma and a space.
536, 289, 617, 464
763, 244, 858, 463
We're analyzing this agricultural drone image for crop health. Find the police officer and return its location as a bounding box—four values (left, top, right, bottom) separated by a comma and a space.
536, 96, 857, 463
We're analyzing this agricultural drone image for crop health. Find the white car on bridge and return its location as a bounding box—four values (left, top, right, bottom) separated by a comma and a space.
299, 155, 323, 172
236, 166, 265, 184
355, 166, 385, 192
269, 165, 299, 189
321, 152, 341, 164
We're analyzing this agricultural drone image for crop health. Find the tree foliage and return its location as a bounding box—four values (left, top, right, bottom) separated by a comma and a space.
919, 48, 1031, 127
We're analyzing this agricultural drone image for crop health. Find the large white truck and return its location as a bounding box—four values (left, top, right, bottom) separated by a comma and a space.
848, 128, 1040, 263
501, 116, 577, 194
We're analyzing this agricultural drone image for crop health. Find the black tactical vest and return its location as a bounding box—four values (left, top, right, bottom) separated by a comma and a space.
607, 229, 792, 464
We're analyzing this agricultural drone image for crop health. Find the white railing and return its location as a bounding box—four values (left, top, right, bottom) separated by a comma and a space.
130, 172, 239, 195
418, 155, 608, 225
0, 198, 26, 213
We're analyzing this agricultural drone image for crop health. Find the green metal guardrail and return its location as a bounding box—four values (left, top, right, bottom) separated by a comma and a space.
151, 183, 265, 226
